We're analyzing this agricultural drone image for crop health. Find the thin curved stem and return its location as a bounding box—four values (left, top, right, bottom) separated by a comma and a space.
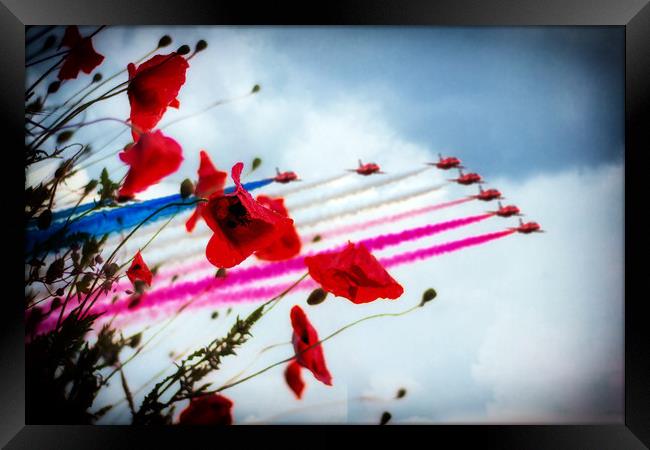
214, 303, 422, 393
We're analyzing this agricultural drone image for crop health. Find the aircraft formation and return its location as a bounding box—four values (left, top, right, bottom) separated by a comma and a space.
270, 152, 543, 234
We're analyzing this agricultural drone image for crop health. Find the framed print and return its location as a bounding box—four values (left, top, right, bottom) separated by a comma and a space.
1, 0, 648, 447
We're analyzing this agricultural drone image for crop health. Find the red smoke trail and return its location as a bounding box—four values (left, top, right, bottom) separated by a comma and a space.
303, 197, 474, 242
92, 214, 496, 321
114, 229, 516, 327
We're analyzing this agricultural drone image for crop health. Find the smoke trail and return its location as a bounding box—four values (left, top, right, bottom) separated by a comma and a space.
136, 181, 448, 256
287, 167, 430, 212
302, 197, 473, 242
380, 229, 516, 266
110, 229, 516, 327
26, 178, 274, 253
96, 213, 495, 319
296, 183, 446, 229
269, 172, 351, 196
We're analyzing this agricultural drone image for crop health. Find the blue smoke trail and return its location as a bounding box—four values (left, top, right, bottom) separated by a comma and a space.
27, 178, 274, 253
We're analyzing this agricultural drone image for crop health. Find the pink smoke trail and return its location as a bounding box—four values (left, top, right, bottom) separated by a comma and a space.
114, 229, 516, 328
35, 213, 495, 333
140, 196, 475, 290
94, 213, 494, 319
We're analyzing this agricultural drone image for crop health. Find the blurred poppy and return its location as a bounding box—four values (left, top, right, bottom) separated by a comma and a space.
202, 162, 294, 269
126, 251, 152, 287
117, 130, 183, 199
178, 393, 233, 425
185, 150, 227, 232
58, 26, 105, 81
255, 195, 301, 261
127, 53, 189, 140
304, 242, 403, 304
290, 305, 332, 386
284, 360, 306, 399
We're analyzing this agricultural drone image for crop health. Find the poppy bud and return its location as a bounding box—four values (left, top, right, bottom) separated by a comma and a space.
56, 130, 74, 144
251, 157, 262, 171
251, 84, 261, 94
129, 332, 142, 348
180, 178, 194, 199
312, 235, 322, 242
92, 72, 103, 83
103, 262, 119, 278
215, 268, 227, 279
127, 295, 141, 309
396, 388, 407, 399
306, 288, 328, 306
134, 279, 146, 294
48, 81, 61, 94
42, 35, 56, 51
54, 159, 71, 178
380, 411, 392, 425
55, 288, 65, 296
195, 39, 208, 53
420, 288, 437, 307
211, 311, 219, 319
50, 297, 61, 310
177, 45, 190, 55
45, 258, 65, 284
26, 97, 43, 114
37, 209, 52, 230
158, 35, 172, 48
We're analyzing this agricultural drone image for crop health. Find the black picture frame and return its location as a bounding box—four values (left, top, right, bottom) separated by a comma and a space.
3, 0, 648, 447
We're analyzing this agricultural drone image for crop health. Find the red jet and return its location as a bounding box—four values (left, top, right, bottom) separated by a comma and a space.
348, 159, 384, 176
510, 218, 544, 234
274, 168, 300, 183
490, 201, 522, 217
471, 185, 502, 201
428, 153, 463, 170
450, 168, 483, 185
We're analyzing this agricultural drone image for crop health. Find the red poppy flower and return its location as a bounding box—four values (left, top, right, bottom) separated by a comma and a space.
117, 130, 184, 199
127, 53, 189, 139
304, 242, 404, 304
186, 150, 228, 233
290, 305, 332, 386
284, 360, 306, 399
202, 162, 295, 269
255, 195, 301, 261
57, 26, 105, 81
178, 393, 233, 425
126, 251, 153, 287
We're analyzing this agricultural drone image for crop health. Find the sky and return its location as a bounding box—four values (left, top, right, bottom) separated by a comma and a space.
26, 26, 624, 424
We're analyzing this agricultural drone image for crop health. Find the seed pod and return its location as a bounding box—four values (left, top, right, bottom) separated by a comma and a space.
92, 73, 103, 83
380, 412, 392, 425
177, 45, 190, 55
251, 84, 261, 94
